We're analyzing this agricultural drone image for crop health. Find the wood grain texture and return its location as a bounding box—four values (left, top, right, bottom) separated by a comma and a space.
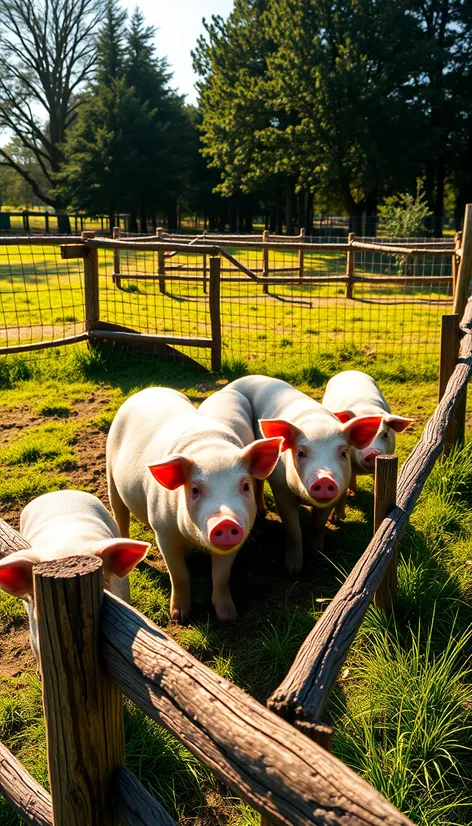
0, 743, 53, 826
34, 556, 125, 826
268, 298, 472, 726
453, 204, 472, 316
113, 767, 176, 826
439, 314, 461, 454
210, 256, 222, 372
0, 519, 31, 558
101, 593, 414, 826
373, 456, 399, 612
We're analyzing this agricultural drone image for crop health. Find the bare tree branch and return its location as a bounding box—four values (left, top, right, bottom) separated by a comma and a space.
0, 0, 105, 209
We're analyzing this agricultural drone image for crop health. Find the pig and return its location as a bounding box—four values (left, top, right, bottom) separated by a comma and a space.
0, 490, 150, 661
225, 375, 383, 574
106, 387, 283, 623
199, 388, 266, 515
322, 370, 413, 516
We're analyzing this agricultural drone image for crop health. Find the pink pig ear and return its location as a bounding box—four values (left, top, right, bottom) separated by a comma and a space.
241, 437, 283, 479
148, 455, 193, 489
332, 410, 355, 424
0, 552, 40, 598
95, 539, 150, 578
259, 419, 301, 452
343, 415, 383, 449
384, 414, 415, 433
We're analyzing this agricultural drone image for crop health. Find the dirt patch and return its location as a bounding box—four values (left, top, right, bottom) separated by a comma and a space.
67, 426, 109, 503
0, 410, 43, 445
0, 625, 35, 678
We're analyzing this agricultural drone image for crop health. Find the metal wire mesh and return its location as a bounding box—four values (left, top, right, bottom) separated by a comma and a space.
0, 235, 455, 371
0, 240, 87, 352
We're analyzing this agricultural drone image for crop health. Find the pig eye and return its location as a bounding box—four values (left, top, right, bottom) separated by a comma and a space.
191, 486, 200, 499
297, 449, 306, 459
340, 448, 348, 460
382, 432, 389, 440
243, 482, 250, 492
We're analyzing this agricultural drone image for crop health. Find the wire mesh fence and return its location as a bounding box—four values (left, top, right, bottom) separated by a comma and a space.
0, 234, 456, 372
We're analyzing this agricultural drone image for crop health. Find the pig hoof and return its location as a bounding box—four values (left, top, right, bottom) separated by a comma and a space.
214, 599, 238, 622
346, 488, 356, 498
284, 554, 303, 576
170, 599, 191, 624
328, 508, 338, 524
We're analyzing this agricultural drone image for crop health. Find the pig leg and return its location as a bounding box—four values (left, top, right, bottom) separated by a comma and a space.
211, 550, 238, 621
272, 485, 303, 575
347, 473, 358, 497
255, 478, 266, 517
157, 536, 191, 623
329, 494, 346, 523
108, 473, 130, 537
311, 506, 330, 554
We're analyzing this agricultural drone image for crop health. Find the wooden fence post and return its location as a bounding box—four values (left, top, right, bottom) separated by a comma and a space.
452, 231, 462, 296
453, 204, 472, 316
45, 212, 49, 234
157, 226, 166, 294
34, 556, 125, 826
82, 230, 99, 335
113, 226, 122, 290
439, 314, 461, 455
203, 252, 208, 294
298, 227, 305, 285
262, 229, 269, 294
374, 455, 398, 612
345, 232, 356, 299
209, 255, 222, 372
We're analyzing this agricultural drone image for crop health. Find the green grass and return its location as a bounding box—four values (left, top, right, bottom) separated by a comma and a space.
0, 326, 471, 824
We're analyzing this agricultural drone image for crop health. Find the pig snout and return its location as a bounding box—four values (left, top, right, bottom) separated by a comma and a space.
208, 515, 245, 551
309, 474, 339, 503
360, 448, 382, 470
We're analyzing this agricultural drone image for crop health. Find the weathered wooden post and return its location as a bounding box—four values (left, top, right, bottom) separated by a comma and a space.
45, 212, 49, 234
34, 556, 125, 826
453, 204, 472, 317
374, 455, 398, 612
203, 252, 208, 294
262, 229, 269, 294
345, 232, 356, 299
157, 226, 166, 294
439, 313, 461, 455
113, 226, 122, 290
452, 231, 462, 296
298, 227, 305, 285
209, 255, 222, 372
81, 230, 99, 336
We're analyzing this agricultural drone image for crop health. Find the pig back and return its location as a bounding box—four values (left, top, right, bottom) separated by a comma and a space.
227, 375, 326, 435
20, 490, 119, 555
199, 389, 255, 446
323, 370, 390, 415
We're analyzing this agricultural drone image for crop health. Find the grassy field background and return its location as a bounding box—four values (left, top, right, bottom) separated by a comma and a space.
0, 235, 470, 826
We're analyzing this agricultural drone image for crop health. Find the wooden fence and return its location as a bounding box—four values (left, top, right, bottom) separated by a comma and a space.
0, 295, 470, 826
0, 221, 471, 824
0, 211, 129, 235
0, 207, 468, 370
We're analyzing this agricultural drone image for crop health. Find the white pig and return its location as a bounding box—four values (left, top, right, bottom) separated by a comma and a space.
106, 387, 283, 622
0, 490, 150, 661
322, 369, 413, 493
226, 375, 382, 574
199, 388, 266, 515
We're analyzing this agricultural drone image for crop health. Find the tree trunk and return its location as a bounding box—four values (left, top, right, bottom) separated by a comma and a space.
57, 212, 71, 233
128, 208, 138, 233
285, 179, 295, 235
139, 202, 147, 234
167, 199, 177, 232
433, 157, 446, 237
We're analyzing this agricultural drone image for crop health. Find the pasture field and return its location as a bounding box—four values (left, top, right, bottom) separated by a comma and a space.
0, 338, 472, 826
0, 242, 453, 372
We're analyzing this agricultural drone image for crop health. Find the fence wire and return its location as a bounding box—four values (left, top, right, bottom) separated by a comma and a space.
0, 236, 455, 372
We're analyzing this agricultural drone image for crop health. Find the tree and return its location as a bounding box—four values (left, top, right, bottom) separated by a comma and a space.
0, 0, 105, 229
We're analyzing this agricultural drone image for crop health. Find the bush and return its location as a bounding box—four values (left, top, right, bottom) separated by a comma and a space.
378, 180, 432, 238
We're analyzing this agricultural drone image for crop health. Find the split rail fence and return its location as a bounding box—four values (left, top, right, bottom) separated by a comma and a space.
0, 209, 468, 371
0, 211, 471, 826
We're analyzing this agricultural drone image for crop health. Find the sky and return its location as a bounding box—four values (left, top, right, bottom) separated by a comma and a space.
121, 0, 235, 104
